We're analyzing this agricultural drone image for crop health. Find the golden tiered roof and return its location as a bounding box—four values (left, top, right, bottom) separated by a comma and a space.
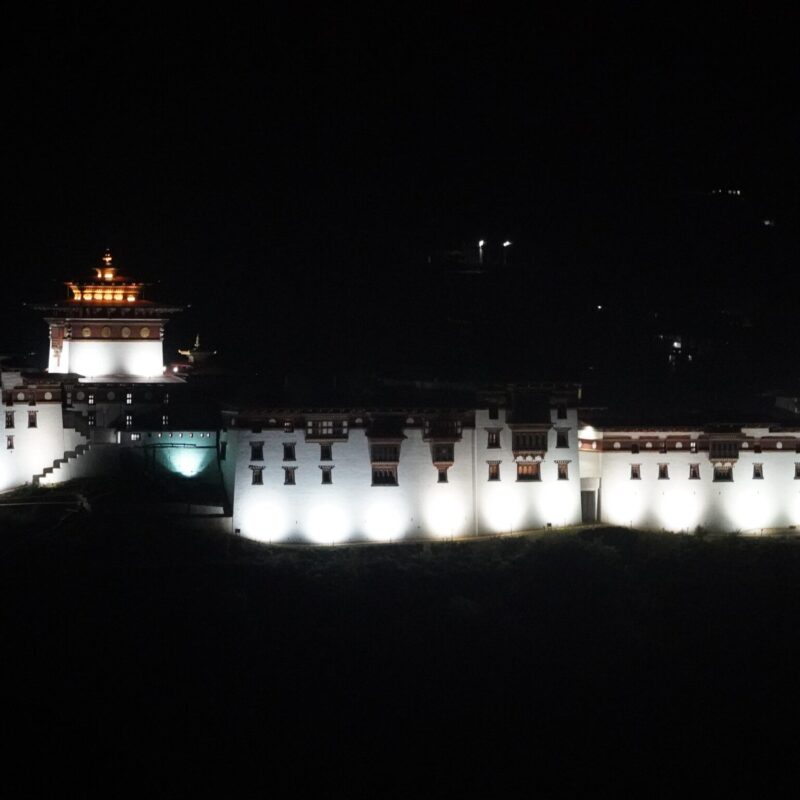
66, 250, 146, 304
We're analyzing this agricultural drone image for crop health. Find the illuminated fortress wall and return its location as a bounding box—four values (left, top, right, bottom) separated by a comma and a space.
582, 428, 800, 532
474, 407, 582, 534
230, 407, 582, 544
0, 393, 68, 492
4, 376, 799, 539
231, 426, 478, 544
49, 337, 165, 378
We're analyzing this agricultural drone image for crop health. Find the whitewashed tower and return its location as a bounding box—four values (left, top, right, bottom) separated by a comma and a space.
36, 251, 181, 380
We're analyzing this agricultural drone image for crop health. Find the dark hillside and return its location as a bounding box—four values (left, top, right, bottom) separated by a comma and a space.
2, 520, 800, 793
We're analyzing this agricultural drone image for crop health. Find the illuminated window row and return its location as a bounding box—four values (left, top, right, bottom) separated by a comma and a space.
631, 463, 800, 480
3, 411, 39, 429
250, 442, 298, 462
486, 462, 571, 481
611, 440, 800, 455
74, 391, 170, 405
246, 462, 400, 486
249, 466, 298, 486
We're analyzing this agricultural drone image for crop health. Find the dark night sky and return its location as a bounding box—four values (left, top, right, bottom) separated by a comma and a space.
2, 8, 798, 390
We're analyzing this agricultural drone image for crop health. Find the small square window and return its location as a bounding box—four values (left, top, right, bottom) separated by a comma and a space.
658, 463, 669, 480
320, 444, 332, 461
488, 462, 500, 481
125, 414, 133, 429
489, 405, 498, 420
631, 443, 640, 454
556, 429, 569, 448
487, 430, 501, 449
283, 467, 297, 485
161, 414, 169, 427
284, 420, 294, 433
88, 393, 95, 406
283, 443, 296, 461
557, 404, 567, 420
130, 432, 141, 442
88, 412, 96, 428
250, 442, 264, 461
28, 411, 38, 428
5, 411, 14, 429
630, 464, 641, 480
437, 467, 449, 483
689, 463, 700, 480
6, 435, 13, 450
320, 466, 333, 484
690, 441, 697, 453
557, 462, 569, 480
753, 463, 764, 480
250, 466, 264, 485
125, 392, 133, 405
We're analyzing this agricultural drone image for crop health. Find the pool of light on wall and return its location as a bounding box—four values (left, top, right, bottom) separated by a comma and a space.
163, 446, 215, 478
425, 489, 467, 538
306, 503, 351, 544
364, 498, 408, 541
241, 496, 291, 542
483, 485, 524, 534
657, 487, 704, 532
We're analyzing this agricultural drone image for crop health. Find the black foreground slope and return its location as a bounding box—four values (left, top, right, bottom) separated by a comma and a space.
2, 519, 800, 793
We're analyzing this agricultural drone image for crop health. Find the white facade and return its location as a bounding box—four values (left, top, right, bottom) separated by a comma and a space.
579, 427, 800, 532
49, 337, 165, 379
0, 388, 76, 492
4, 369, 800, 539
227, 406, 582, 543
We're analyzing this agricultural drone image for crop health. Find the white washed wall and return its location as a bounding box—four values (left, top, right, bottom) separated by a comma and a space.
474, 408, 582, 534
0, 402, 67, 491
595, 442, 800, 532
50, 340, 165, 378
232, 426, 476, 543
232, 410, 583, 543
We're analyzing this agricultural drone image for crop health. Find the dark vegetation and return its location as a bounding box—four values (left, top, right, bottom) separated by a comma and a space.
2, 512, 800, 792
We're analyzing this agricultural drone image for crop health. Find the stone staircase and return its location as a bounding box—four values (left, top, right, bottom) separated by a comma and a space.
33, 410, 93, 487
33, 441, 92, 486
